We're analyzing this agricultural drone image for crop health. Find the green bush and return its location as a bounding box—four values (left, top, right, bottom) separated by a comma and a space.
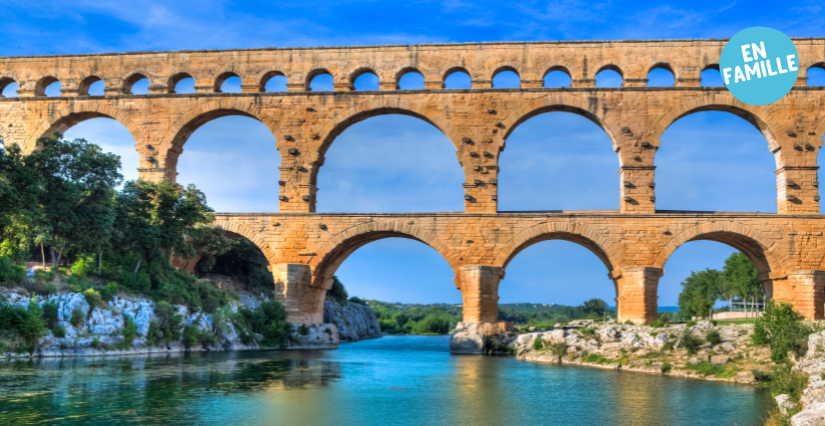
42, 301, 59, 329
199, 329, 217, 346
349, 296, 367, 305
70, 255, 95, 277
298, 323, 310, 336
326, 276, 349, 305
410, 314, 451, 335
752, 300, 811, 363
650, 319, 665, 328
121, 314, 137, 349
0, 256, 26, 285
53, 324, 66, 338
624, 320, 635, 325
0, 297, 47, 346
706, 330, 722, 345
532, 336, 544, 350
235, 300, 293, 348
153, 301, 184, 343
100, 282, 119, 300
765, 363, 808, 402
34, 270, 56, 283
91, 336, 101, 349
680, 329, 704, 355
183, 324, 199, 348
67, 275, 92, 293
83, 288, 103, 311
145, 321, 163, 347
686, 320, 697, 328
549, 341, 569, 357
70, 307, 85, 327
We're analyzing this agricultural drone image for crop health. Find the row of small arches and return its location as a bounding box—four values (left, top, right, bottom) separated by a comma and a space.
3, 65, 825, 98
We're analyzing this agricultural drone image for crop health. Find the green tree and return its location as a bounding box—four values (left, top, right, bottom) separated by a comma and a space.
0, 140, 45, 260
752, 300, 810, 362
678, 269, 721, 319
721, 252, 764, 314
326, 276, 349, 304
582, 298, 608, 316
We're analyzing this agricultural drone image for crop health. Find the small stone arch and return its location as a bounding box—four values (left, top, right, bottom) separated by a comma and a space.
306, 68, 333, 91
395, 66, 424, 83
214, 71, 241, 93
259, 70, 287, 91
78, 76, 103, 96
122, 71, 152, 94
35, 76, 60, 97
651, 96, 783, 154
653, 221, 788, 275
499, 94, 621, 151
26, 104, 145, 152
168, 72, 195, 94
348, 67, 379, 85
595, 64, 624, 77
492, 64, 520, 79
310, 220, 455, 290
494, 221, 625, 273
442, 66, 473, 82
212, 219, 277, 265
542, 65, 573, 79
0, 76, 17, 97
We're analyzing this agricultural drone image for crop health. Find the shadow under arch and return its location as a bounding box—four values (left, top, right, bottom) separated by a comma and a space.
654, 221, 787, 297
213, 219, 277, 265
499, 97, 620, 151
160, 100, 281, 175
652, 100, 782, 155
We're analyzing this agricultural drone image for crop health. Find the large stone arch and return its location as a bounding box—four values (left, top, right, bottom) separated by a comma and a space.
653, 221, 788, 276
499, 95, 621, 152
159, 99, 282, 178
651, 95, 783, 156
25, 103, 145, 153
212, 219, 277, 266
311, 101, 459, 188
494, 221, 625, 274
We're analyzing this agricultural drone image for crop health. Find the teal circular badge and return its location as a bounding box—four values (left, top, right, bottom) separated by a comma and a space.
719, 27, 799, 105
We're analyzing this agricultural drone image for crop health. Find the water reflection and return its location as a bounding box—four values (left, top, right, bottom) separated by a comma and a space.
0, 337, 771, 426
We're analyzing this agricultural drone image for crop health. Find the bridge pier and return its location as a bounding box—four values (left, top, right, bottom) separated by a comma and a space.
773, 271, 825, 320
613, 267, 663, 325
272, 263, 325, 325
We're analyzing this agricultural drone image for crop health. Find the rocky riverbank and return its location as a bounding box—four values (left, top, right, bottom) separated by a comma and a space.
0, 288, 381, 359
776, 330, 825, 425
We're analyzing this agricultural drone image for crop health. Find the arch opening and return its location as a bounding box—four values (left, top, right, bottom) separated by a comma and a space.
808, 64, 825, 86
175, 114, 280, 212
79, 76, 104, 96
353, 71, 379, 91
194, 230, 275, 294
36, 77, 61, 97
499, 110, 618, 211
61, 117, 140, 184
647, 65, 675, 86
0, 78, 17, 97
499, 237, 617, 322
657, 110, 776, 212
492, 68, 520, 88
660, 237, 773, 318
595, 66, 623, 87
262, 72, 288, 92
169, 73, 195, 94
316, 114, 462, 213
308, 69, 334, 91
124, 73, 150, 95
701, 66, 724, 87
397, 69, 425, 90
444, 68, 471, 89
216, 72, 242, 93
543, 68, 571, 87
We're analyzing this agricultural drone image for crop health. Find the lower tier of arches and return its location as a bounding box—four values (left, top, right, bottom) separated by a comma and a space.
213, 211, 825, 327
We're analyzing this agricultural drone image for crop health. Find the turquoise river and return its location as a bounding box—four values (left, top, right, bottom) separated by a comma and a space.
0, 336, 772, 425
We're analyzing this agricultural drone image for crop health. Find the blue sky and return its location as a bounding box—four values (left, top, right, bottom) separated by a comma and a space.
4, 1, 825, 307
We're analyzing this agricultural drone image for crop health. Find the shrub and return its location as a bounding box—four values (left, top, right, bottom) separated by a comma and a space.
680, 329, 704, 355
686, 320, 697, 328
0, 256, 26, 285
91, 336, 101, 349
70, 255, 95, 277
650, 319, 665, 328
752, 300, 811, 363
766, 363, 808, 403
34, 270, 56, 283
83, 288, 103, 311
326, 276, 349, 305
100, 282, 119, 301
198, 329, 217, 347
121, 314, 137, 348
153, 301, 184, 343
410, 314, 451, 335
349, 296, 366, 305
549, 341, 569, 357
67, 275, 91, 293
624, 320, 635, 325
532, 336, 544, 350
298, 323, 310, 336
42, 301, 59, 329
183, 324, 200, 348
0, 297, 47, 345
706, 330, 722, 345
145, 321, 163, 347
53, 325, 66, 338
236, 300, 293, 348
70, 308, 85, 327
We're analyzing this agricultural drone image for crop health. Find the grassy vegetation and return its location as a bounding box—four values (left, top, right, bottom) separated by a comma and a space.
683, 361, 742, 378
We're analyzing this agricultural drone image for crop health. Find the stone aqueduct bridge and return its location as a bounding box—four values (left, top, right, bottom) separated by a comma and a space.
3, 39, 825, 327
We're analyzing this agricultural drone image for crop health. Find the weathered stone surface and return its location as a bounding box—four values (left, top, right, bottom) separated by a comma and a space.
710, 355, 730, 365
323, 300, 381, 342
450, 322, 487, 355
735, 371, 757, 384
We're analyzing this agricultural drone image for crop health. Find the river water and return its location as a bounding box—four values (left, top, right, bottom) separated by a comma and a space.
0, 336, 772, 426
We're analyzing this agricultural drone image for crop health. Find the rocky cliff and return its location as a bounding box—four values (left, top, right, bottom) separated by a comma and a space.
778, 330, 825, 425
1, 289, 339, 358
323, 300, 382, 342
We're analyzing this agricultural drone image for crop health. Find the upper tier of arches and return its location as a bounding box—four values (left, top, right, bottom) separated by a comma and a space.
2, 39, 823, 97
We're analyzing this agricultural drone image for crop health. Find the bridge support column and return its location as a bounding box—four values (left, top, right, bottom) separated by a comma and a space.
776, 166, 820, 214
619, 166, 656, 213
773, 271, 825, 320
614, 267, 663, 324
272, 263, 324, 325
457, 265, 502, 324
